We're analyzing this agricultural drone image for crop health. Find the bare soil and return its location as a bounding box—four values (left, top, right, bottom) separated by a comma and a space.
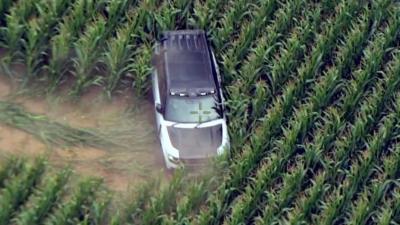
0, 75, 167, 192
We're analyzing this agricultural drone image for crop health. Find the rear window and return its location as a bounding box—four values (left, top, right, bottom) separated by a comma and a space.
165, 50, 213, 85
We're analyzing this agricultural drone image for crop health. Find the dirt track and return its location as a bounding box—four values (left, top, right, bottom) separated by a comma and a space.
0, 75, 168, 192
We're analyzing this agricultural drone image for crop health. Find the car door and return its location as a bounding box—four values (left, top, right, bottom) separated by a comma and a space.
152, 69, 161, 127
152, 48, 166, 136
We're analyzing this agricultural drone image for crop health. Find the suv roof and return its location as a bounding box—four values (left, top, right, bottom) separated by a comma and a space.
160, 30, 216, 97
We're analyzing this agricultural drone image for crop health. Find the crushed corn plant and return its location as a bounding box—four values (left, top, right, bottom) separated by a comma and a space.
0, 0, 400, 224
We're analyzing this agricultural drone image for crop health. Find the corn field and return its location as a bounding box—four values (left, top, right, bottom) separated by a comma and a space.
1, 0, 400, 224
0, 157, 110, 225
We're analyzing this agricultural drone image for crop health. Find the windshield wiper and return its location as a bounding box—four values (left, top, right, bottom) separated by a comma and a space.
171, 122, 180, 127
195, 120, 210, 129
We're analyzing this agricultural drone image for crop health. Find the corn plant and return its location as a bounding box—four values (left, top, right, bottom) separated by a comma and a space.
70, 0, 136, 97
0, 157, 24, 189
373, 145, 400, 224
46, 22, 74, 92
267, 28, 312, 96
0, 0, 13, 26
136, 0, 161, 39
374, 187, 400, 225
376, 207, 393, 225
14, 169, 71, 225
340, 14, 400, 120
152, 0, 183, 38
46, 0, 101, 92
272, 8, 398, 223
236, 0, 365, 176
228, 54, 344, 224
188, 0, 230, 30
308, 44, 400, 225
21, 18, 45, 82
122, 179, 160, 224
103, 14, 137, 97
345, 180, 392, 225
109, 211, 122, 225
222, 0, 302, 83
196, 1, 364, 224
291, 29, 400, 225
45, 178, 102, 225
314, 102, 400, 224
0, 157, 46, 225
130, 0, 158, 42
175, 181, 208, 223
103, 2, 150, 97
287, 47, 400, 224
78, 189, 111, 225
128, 43, 153, 96
255, 166, 306, 225
211, 0, 257, 52
226, 2, 322, 150
242, 0, 359, 194
104, 0, 131, 34
227, 1, 319, 149
383, 145, 400, 181
332, 21, 400, 173
69, 16, 106, 97
0, 100, 123, 149
0, 0, 38, 62
281, 172, 329, 224
171, 0, 193, 29
20, 0, 73, 83
139, 170, 184, 225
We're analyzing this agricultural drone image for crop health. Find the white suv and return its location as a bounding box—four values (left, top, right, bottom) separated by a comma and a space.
151, 30, 229, 169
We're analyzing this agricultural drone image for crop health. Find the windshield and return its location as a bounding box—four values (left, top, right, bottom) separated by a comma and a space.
165, 95, 221, 123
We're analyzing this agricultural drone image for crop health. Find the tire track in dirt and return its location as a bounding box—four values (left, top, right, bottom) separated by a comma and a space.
0, 75, 168, 192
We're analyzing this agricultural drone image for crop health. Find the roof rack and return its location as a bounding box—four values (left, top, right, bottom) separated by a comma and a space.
161, 30, 208, 52
170, 87, 215, 97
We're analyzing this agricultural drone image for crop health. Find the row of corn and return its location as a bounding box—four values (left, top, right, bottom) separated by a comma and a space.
110, 0, 400, 224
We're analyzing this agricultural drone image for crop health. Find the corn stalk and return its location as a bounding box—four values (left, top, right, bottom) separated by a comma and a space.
315, 99, 400, 224
188, 0, 230, 30
69, 16, 107, 97
78, 189, 111, 225
14, 169, 71, 225
0, 0, 13, 26
278, 5, 398, 223
196, 1, 363, 224
0, 157, 24, 189
20, 0, 73, 83
46, 0, 103, 92
45, 178, 102, 225
122, 179, 159, 224
226, 1, 321, 150
70, 0, 145, 96
0, 100, 122, 149
139, 170, 184, 225
128, 44, 152, 96
373, 145, 400, 224
0, 0, 39, 62
103, 0, 152, 97
0, 158, 46, 225
210, 0, 257, 53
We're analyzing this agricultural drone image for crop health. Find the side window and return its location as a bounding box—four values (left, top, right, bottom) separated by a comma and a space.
157, 59, 167, 105
153, 45, 167, 105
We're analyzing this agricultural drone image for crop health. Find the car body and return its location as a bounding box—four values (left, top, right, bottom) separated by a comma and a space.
151, 29, 229, 169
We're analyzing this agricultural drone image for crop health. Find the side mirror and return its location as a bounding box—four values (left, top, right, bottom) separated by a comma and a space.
151, 54, 158, 66
156, 103, 163, 114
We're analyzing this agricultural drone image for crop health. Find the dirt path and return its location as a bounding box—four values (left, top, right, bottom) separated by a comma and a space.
0, 75, 167, 192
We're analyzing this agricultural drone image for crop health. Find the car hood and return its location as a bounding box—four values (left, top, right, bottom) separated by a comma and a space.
167, 124, 222, 159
